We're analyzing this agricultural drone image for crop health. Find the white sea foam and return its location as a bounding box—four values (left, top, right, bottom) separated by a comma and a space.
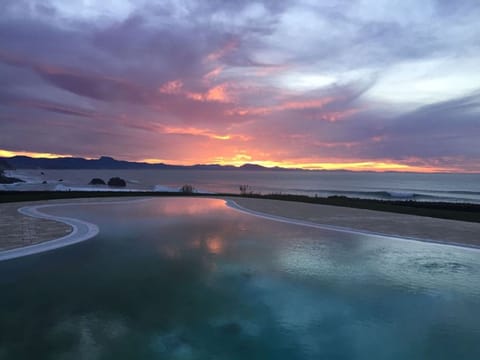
3, 170, 42, 184
152, 185, 215, 194
54, 184, 149, 192
153, 185, 180, 192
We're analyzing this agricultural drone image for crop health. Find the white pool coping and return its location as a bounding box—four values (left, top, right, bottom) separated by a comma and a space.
0, 198, 149, 262
225, 200, 480, 251
1, 197, 478, 262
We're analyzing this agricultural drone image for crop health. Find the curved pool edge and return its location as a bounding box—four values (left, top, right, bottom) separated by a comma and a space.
0, 198, 152, 262
0, 205, 99, 262
225, 199, 480, 251
2, 196, 478, 262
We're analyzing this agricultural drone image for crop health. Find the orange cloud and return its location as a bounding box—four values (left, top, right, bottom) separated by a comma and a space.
158, 79, 232, 103
371, 135, 385, 143
227, 97, 336, 116
204, 66, 224, 80
320, 108, 362, 122
280, 98, 335, 110
159, 80, 183, 94
187, 84, 232, 103
206, 39, 239, 62
160, 126, 248, 141
206, 84, 231, 102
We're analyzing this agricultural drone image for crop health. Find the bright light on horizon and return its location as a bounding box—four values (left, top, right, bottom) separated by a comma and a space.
0, 149, 77, 159
0, 149, 470, 173
140, 156, 456, 173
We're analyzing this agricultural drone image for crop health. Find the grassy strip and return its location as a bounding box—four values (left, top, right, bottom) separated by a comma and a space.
0, 191, 479, 223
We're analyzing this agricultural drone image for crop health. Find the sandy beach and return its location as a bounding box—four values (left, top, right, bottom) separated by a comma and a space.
1, 196, 479, 260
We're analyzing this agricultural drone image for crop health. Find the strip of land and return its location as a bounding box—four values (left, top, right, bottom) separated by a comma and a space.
231, 197, 480, 248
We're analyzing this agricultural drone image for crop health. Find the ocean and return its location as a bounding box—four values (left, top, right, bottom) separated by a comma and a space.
3, 169, 480, 204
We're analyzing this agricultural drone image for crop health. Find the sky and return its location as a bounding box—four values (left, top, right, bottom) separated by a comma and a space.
1, 0, 479, 172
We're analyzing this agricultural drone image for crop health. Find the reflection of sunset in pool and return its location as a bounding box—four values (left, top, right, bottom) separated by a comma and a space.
159, 198, 226, 216
206, 235, 224, 255
1, 198, 480, 359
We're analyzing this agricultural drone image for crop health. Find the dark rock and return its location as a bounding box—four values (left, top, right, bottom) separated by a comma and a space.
0, 170, 24, 184
42, 180, 47, 184
107, 177, 126, 187
89, 178, 106, 185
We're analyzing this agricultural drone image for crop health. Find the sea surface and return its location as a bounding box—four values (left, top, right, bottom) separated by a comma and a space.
1, 198, 479, 359
4, 169, 480, 204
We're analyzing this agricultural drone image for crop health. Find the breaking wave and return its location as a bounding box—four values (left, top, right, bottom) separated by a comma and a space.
283, 189, 480, 203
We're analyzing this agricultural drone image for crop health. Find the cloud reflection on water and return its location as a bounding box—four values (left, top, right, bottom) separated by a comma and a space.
1, 198, 480, 359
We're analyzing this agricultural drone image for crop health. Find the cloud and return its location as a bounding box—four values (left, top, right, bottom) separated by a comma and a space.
2, 98, 94, 118
0, 0, 479, 171
376, 91, 480, 159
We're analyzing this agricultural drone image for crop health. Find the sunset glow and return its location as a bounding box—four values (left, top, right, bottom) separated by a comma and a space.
1, 1, 479, 172
0, 147, 466, 173
119, 152, 454, 173
0, 149, 76, 159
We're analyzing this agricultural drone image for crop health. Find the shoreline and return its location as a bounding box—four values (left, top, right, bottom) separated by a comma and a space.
1, 196, 480, 262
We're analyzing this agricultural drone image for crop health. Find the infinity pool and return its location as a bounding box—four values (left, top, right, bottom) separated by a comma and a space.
1, 198, 479, 359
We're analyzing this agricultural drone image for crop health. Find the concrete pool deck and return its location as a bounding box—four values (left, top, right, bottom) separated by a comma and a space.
0, 197, 479, 261
231, 197, 480, 248
0, 200, 73, 251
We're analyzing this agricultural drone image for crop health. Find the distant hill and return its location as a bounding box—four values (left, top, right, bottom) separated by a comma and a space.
0, 156, 303, 171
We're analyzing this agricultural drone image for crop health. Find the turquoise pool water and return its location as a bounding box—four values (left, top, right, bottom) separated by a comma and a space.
1, 198, 480, 359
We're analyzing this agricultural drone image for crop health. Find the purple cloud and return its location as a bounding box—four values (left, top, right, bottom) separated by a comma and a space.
0, 0, 479, 171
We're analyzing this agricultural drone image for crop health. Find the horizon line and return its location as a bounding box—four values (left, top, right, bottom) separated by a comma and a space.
1, 151, 478, 174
